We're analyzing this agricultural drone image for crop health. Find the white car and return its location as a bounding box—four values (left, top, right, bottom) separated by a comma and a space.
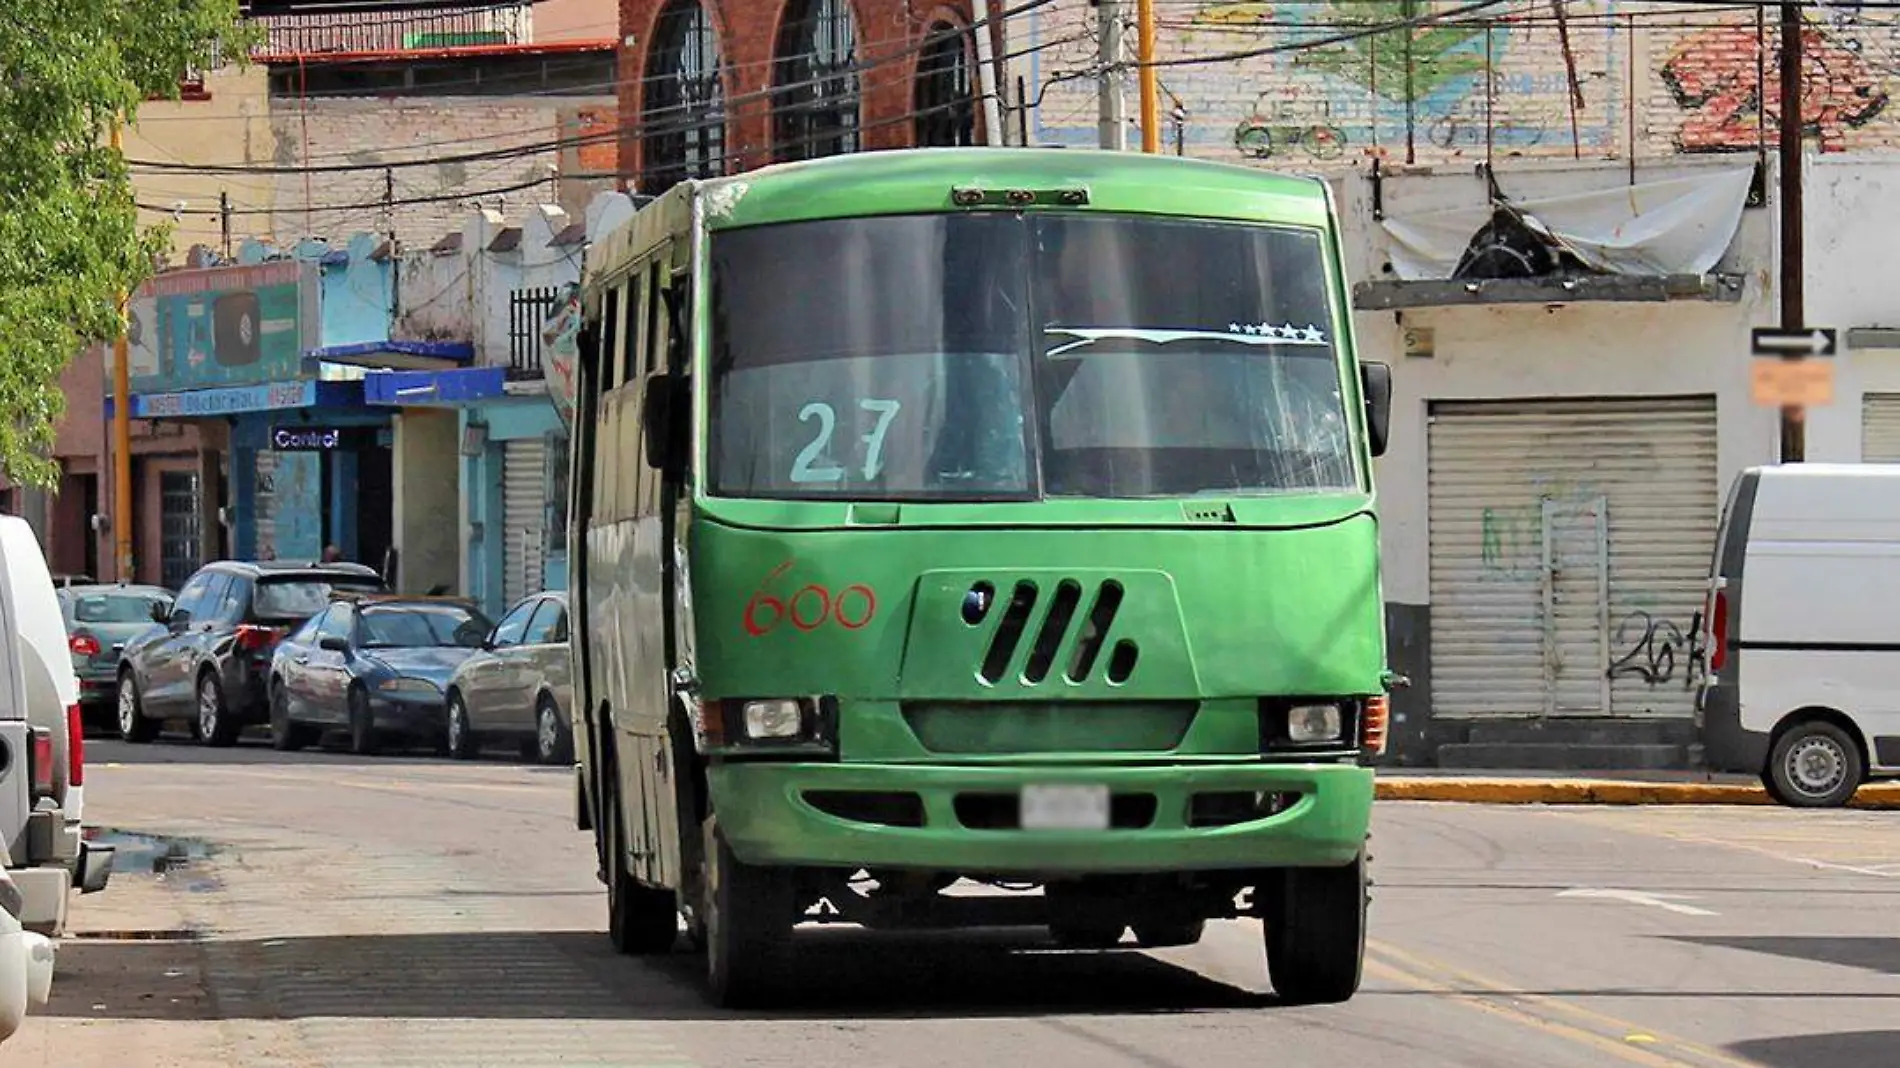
0, 865, 53, 1042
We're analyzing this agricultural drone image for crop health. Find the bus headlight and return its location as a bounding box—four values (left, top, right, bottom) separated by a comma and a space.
1286, 704, 1343, 744
742, 700, 804, 740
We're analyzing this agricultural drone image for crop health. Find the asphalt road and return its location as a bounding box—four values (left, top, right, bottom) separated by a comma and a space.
19, 734, 1900, 1067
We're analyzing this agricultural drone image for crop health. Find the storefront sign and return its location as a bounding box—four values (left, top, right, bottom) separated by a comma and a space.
269, 425, 374, 451
134, 380, 316, 418
118, 259, 320, 394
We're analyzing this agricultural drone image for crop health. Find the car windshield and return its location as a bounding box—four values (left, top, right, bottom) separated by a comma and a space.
358, 604, 492, 649
707, 211, 1356, 501
254, 578, 384, 620
70, 591, 172, 625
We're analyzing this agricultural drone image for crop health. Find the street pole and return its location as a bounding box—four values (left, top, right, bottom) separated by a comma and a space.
1136, 0, 1158, 152
1097, 0, 1127, 150
1778, 0, 1805, 463
110, 117, 135, 581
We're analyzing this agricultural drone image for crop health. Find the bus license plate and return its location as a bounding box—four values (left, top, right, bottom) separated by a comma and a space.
1020, 784, 1110, 831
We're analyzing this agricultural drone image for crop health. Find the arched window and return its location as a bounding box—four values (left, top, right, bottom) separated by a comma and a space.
642, 0, 724, 195
773, 0, 860, 161
914, 24, 976, 147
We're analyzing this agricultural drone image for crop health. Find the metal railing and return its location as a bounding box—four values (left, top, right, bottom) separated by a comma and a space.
507, 285, 563, 381
252, 2, 532, 57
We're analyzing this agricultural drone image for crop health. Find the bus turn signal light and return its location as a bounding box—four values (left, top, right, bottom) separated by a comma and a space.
1362, 695, 1390, 757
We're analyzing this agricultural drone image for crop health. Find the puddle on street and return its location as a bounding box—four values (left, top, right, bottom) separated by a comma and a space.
83, 827, 217, 877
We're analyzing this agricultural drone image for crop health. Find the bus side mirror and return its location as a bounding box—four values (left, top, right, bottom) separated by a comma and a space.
641, 372, 690, 478
1361, 361, 1392, 458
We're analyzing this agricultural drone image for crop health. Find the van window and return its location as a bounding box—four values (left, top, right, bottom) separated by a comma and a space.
1711, 474, 1743, 578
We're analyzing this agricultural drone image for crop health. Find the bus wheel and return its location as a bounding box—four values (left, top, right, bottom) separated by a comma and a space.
1264, 850, 1367, 1006
702, 821, 793, 1008
607, 797, 681, 955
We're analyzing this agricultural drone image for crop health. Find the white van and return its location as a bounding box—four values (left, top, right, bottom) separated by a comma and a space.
1698, 463, 1900, 807
0, 516, 111, 1044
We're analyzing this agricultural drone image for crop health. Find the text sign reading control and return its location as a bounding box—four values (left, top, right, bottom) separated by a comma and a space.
270, 425, 371, 451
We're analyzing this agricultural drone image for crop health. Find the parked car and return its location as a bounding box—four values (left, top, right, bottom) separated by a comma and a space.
269, 594, 492, 754
443, 591, 575, 764
116, 561, 387, 747
57, 584, 173, 734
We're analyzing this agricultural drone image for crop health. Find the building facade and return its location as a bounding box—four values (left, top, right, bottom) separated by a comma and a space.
615, 0, 989, 190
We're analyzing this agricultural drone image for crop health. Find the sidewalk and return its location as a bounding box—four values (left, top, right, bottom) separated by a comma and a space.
1375, 769, 1900, 808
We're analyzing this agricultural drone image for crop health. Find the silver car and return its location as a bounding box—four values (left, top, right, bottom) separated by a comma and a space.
442, 592, 574, 764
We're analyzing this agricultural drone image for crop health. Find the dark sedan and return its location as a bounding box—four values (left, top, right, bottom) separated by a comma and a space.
268, 595, 492, 755
58, 584, 173, 731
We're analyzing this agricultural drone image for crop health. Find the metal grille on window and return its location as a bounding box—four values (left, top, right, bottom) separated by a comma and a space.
159, 471, 203, 590
773, 0, 859, 161
642, 0, 725, 195
914, 24, 976, 147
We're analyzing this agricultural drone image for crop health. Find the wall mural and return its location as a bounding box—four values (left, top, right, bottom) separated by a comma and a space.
1022, 0, 1900, 165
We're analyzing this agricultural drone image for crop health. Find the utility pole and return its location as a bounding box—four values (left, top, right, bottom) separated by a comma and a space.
219, 190, 232, 259
110, 117, 135, 582
1136, 0, 1158, 152
1777, 0, 1805, 462
1096, 0, 1127, 150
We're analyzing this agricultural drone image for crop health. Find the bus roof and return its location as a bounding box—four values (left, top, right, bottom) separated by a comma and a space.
694, 148, 1334, 232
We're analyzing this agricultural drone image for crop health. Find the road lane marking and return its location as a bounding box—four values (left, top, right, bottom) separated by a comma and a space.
1365, 955, 1708, 1067
1370, 939, 1762, 1068
1556, 888, 1719, 916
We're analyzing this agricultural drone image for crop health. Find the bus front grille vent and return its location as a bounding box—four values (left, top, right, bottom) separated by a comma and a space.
972, 578, 1137, 686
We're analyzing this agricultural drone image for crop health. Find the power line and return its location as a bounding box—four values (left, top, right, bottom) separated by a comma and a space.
125, 0, 1065, 174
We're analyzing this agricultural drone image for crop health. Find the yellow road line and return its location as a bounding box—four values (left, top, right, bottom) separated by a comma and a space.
1371, 938, 1762, 1068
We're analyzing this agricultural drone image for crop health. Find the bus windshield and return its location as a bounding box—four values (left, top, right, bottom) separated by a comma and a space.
708, 211, 1355, 501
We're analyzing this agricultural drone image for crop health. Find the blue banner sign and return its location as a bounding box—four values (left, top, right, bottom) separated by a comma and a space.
134, 381, 316, 418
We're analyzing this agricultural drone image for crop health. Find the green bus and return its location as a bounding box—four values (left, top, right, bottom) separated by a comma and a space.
567, 147, 1394, 1008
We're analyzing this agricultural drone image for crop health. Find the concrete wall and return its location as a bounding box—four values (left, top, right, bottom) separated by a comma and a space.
535, 0, 619, 41
394, 410, 463, 594
264, 96, 618, 248
127, 67, 278, 258
1798, 154, 1900, 460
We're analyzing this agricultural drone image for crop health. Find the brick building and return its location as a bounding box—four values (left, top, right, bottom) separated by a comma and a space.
615, 0, 987, 191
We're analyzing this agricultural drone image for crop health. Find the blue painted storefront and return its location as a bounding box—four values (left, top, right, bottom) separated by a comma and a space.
228, 406, 394, 563
460, 397, 569, 617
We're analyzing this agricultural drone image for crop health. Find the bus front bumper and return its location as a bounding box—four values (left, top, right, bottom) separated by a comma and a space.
708, 761, 1373, 875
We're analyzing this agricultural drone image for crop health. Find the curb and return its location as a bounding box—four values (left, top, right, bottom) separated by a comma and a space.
1374, 777, 1900, 809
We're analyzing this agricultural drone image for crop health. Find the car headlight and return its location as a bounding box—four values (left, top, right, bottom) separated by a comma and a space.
378, 677, 442, 695
1286, 703, 1344, 744
741, 699, 804, 740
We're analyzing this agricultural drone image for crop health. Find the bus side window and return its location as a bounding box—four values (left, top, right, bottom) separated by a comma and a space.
622, 268, 652, 519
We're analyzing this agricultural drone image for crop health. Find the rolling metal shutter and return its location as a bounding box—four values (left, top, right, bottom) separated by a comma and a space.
1427, 397, 1719, 721
1861, 394, 1900, 460
502, 438, 547, 605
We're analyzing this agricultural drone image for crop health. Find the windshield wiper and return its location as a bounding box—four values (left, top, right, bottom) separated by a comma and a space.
1043, 324, 1330, 358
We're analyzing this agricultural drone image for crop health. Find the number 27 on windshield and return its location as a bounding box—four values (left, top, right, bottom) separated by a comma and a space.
791, 398, 901, 483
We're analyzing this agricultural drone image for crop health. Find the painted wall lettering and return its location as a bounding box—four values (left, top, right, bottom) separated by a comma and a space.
743, 559, 878, 637
1662, 26, 1887, 154
1606, 610, 1706, 690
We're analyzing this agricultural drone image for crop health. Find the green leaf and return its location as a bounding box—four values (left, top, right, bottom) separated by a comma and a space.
0, 0, 250, 488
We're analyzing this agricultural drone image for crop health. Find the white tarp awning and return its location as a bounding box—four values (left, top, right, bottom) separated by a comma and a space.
1380, 167, 1754, 281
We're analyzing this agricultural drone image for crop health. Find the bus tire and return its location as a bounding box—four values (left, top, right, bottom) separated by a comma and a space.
1264, 849, 1367, 1006
607, 795, 680, 955
703, 821, 793, 1008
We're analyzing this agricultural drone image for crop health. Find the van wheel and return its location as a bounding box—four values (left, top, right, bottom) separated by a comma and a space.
1767, 720, 1864, 808
702, 819, 793, 1008
117, 673, 157, 744
1264, 849, 1368, 1006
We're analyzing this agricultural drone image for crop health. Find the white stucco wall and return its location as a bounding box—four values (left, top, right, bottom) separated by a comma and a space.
1799, 153, 1900, 461
1330, 159, 1782, 605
